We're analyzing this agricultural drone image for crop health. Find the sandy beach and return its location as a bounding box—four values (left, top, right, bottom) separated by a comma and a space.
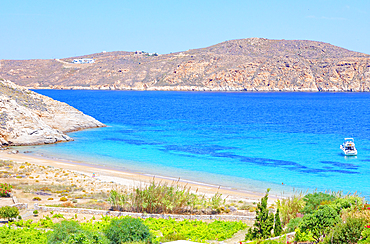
0, 149, 277, 203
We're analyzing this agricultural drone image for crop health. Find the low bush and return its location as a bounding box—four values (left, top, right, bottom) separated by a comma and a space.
293, 227, 314, 243
59, 196, 67, 201
299, 205, 341, 242
286, 217, 302, 233
321, 195, 364, 214
0, 206, 19, 221
33, 197, 41, 201
104, 217, 152, 243
300, 192, 336, 215
323, 216, 366, 244
0, 183, 12, 197
47, 220, 109, 244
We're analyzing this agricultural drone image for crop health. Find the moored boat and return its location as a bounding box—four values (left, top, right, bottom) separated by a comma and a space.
340, 138, 357, 156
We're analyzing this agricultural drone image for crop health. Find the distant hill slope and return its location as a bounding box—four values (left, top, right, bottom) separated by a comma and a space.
1, 38, 370, 92
0, 79, 105, 146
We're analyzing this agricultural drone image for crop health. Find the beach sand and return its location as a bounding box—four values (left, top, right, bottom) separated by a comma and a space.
0, 149, 279, 203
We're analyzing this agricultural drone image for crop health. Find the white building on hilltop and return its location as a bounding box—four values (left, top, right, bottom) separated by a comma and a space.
72, 58, 95, 64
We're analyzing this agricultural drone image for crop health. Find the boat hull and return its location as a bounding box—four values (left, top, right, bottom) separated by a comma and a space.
340, 145, 357, 156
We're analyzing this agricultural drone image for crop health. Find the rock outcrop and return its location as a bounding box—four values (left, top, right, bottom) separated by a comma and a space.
1, 38, 370, 92
0, 79, 105, 146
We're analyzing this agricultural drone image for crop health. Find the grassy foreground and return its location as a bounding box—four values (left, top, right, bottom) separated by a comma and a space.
0, 215, 247, 244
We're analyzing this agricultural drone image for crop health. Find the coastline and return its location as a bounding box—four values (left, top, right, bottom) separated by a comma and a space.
0, 150, 278, 202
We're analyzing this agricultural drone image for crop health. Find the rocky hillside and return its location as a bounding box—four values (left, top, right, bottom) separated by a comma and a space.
1, 38, 370, 92
0, 79, 105, 146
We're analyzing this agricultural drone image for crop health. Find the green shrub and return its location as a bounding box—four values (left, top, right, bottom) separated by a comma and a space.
246, 189, 274, 240
286, 217, 302, 232
47, 220, 108, 244
274, 208, 282, 236
293, 227, 314, 243
299, 205, 341, 242
323, 217, 366, 244
0, 206, 19, 221
104, 217, 152, 243
321, 195, 364, 214
300, 192, 336, 215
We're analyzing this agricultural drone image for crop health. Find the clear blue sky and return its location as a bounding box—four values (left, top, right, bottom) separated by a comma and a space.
1, 0, 369, 60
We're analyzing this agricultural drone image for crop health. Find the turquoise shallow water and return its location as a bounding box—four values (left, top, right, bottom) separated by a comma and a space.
21, 91, 370, 198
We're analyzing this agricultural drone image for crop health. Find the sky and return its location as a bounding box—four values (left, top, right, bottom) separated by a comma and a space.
1, 0, 369, 60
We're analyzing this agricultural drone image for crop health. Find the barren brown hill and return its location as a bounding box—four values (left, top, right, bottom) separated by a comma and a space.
1, 38, 370, 92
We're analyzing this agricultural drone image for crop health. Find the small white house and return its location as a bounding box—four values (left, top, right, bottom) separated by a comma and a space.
72, 58, 95, 64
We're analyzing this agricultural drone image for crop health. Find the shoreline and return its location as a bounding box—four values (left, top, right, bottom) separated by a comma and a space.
0, 150, 280, 202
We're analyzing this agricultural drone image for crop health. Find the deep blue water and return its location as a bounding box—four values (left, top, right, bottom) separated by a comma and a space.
25, 90, 370, 197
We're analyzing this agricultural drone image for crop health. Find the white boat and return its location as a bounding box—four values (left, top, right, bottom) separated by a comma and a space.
340, 138, 357, 156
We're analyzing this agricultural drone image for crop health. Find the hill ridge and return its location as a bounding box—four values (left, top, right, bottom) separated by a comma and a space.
1, 38, 370, 92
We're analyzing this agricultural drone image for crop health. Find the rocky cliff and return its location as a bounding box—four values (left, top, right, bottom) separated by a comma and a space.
1, 38, 370, 92
0, 79, 105, 146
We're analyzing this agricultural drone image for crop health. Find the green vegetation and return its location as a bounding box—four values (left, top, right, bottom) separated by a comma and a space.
108, 180, 226, 214
275, 191, 305, 226
323, 216, 366, 243
248, 236, 288, 244
300, 192, 337, 215
1, 188, 369, 243
286, 217, 302, 232
245, 190, 369, 243
0, 225, 47, 244
47, 220, 109, 244
5, 215, 247, 243
0, 183, 13, 197
145, 218, 247, 242
273, 208, 282, 236
359, 227, 370, 244
246, 189, 275, 240
293, 227, 314, 243
299, 205, 341, 242
105, 217, 151, 243
0, 206, 19, 221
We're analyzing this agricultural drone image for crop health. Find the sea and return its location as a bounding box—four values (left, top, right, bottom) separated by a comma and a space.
19, 90, 370, 198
